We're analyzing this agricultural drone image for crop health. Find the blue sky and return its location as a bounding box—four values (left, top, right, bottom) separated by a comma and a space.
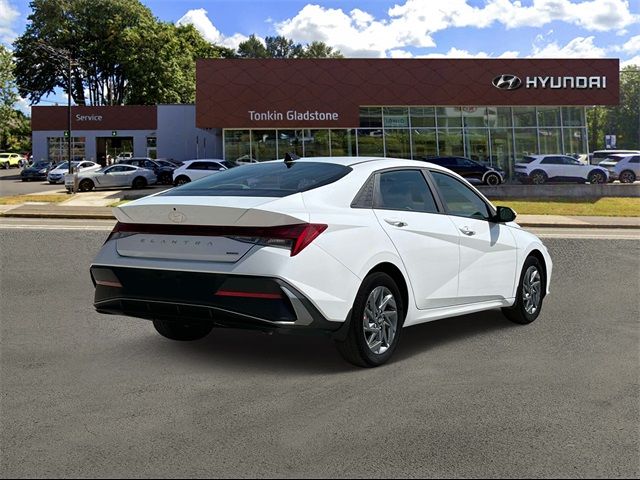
1, 0, 639, 110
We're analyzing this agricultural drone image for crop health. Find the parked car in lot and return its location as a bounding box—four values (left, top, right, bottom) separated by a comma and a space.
0, 152, 22, 169
423, 156, 505, 185
590, 149, 640, 165
90, 156, 552, 367
599, 154, 640, 183
118, 157, 176, 185
20, 160, 53, 181
47, 160, 101, 184
172, 159, 236, 186
69, 164, 157, 192
515, 155, 609, 184
115, 152, 133, 161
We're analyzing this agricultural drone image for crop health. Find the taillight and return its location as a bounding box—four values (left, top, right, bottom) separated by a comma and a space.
105, 222, 327, 256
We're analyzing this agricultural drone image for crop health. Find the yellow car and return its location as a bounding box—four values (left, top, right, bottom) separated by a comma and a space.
0, 153, 22, 169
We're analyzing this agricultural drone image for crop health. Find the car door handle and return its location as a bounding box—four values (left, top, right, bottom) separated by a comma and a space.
459, 226, 476, 236
384, 219, 408, 228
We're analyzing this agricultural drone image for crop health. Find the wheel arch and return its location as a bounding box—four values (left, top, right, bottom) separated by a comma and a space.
525, 248, 548, 298
364, 262, 409, 320
481, 170, 503, 184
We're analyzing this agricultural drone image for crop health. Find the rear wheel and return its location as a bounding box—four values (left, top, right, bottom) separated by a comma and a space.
335, 272, 404, 367
502, 256, 545, 325
619, 170, 636, 183
588, 170, 606, 184
484, 172, 501, 186
153, 319, 213, 341
79, 179, 94, 192
174, 175, 190, 186
530, 170, 547, 185
3, 162, 8, 169
132, 176, 147, 189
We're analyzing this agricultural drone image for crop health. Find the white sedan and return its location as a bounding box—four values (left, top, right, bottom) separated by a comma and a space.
69, 164, 157, 192
90, 156, 552, 367
47, 160, 101, 184
172, 159, 237, 186
514, 154, 608, 184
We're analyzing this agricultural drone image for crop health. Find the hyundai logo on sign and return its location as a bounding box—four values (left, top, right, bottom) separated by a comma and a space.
493, 74, 523, 90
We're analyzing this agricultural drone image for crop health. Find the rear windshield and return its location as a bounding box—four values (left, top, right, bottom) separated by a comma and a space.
164, 161, 352, 197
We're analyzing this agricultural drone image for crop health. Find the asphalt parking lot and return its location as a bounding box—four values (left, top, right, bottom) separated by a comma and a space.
0, 228, 638, 478
0, 168, 65, 196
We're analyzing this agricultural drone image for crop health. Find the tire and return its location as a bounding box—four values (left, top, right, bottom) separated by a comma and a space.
334, 272, 404, 367
530, 170, 547, 185
174, 175, 190, 186
502, 256, 545, 325
619, 170, 636, 184
588, 170, 607, 184
3, 162, 8, 169
132, 176, 147, 189
153, 319, 213, 341
484, 172, 501, 186
79, 179, 94, 192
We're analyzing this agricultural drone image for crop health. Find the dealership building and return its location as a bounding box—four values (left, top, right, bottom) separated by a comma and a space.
31, 58, 619, 178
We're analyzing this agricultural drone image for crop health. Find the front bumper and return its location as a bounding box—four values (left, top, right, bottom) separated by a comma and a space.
90, 266, 346, 336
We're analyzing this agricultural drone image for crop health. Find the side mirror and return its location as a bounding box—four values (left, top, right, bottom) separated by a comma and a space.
495, 206, 517, 223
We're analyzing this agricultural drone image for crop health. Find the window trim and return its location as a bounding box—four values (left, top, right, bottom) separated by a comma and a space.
426, 169, 497, 222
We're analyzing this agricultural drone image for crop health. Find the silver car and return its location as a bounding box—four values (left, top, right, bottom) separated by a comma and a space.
67, 164, 157, 192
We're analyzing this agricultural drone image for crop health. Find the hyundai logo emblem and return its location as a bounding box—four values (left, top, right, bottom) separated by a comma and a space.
493, 74, 523, 90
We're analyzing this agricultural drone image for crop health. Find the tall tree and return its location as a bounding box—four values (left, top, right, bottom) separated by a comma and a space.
237, 34, 268, 58
265, 36, 303, 58
301, 41, 344, 59
0, 46, 30, 151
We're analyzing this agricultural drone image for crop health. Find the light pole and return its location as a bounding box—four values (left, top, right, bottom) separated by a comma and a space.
36, 42, 77, 191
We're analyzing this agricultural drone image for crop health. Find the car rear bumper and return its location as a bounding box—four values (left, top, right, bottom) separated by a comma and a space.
90, 265, 347, 336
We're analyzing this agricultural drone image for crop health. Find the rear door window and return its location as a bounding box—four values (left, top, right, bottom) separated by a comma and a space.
374, 170, 438, 213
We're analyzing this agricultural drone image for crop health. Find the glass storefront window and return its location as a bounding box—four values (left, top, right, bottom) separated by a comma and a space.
384, 129, 411, 158
537, 107, 561, 127
436, 107, 462, 128
438, 128, 464, 156
512, 107, 537, 127
357, 129, 384, 157
411, 129, 437, 159
383, 107, 409, 128
277, 130, 304, 158
538, 128, 562, 154
224, 130, 252, 163
513, 128, 538, 160
489, 128, 514, 177
486, 107, 512, 128
410, 107, 436, 128
562, 107, 586, 127
464, 128, 490, 162
47, 137, 86, 162
359, 107, 383, 128
252, 130, 277, 161
330, 129, 356, 156
302, 129, 330, 157
563, 128, 587, 155
462, 107, 488, 128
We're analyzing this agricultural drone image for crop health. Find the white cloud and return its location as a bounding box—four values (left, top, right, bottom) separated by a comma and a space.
531, 35, 608, 57
417, 47, 520, 59
0, 0, 19, 44
175, 9, 249, 50
621, 55, 640, 68
619, 35, 640, 54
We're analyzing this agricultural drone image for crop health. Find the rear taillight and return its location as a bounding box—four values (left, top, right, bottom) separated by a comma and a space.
105, 222, 327, 256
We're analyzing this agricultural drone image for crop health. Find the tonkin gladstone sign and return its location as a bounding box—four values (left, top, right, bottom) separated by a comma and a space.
195, 58, 619, 129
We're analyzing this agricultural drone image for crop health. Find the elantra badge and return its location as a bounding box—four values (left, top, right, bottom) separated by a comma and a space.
492, 74, 522, 90
168, 209, 186, 223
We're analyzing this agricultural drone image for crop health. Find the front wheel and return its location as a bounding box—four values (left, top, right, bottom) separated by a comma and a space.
153, 319, 213, 341
619, 170, 636, 184
334, 272, 404, 367
588, 170, 607, 184
132, 176, 147, 189
502, 256, 545, 325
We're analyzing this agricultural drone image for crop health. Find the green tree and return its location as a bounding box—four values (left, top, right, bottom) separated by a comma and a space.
237, 34, 268, 58
301, 41, 344, 59
0, 45, 30, 152
265, 36, 303, 58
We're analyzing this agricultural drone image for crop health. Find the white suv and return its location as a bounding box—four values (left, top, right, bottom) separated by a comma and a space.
172, 159, 237, 186
599, 154, 640, 183
515, 155, 609, 184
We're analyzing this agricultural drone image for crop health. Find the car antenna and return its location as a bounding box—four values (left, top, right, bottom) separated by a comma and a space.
284, 152, 299, 168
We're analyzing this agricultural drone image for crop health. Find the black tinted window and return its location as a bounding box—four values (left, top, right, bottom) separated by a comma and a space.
630, 156, 640, 164
431, 171, 491, 220
541, 156, 562, 165
165, 162, 351, 197
375, 170, 438, 213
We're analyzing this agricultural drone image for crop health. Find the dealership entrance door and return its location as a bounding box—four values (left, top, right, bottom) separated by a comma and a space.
96, 137, 134, 166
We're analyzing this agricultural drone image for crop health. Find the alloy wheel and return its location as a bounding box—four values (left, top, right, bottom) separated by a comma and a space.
590, 172, 605, 184
532, 172, 546, 184
522, 266, 541, 315
486, 173, 500, 186
620, 171, 636, 183
362, 286, 398, 355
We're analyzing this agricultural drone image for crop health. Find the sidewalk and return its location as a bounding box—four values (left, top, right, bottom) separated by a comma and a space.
1, 201, 638, 228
